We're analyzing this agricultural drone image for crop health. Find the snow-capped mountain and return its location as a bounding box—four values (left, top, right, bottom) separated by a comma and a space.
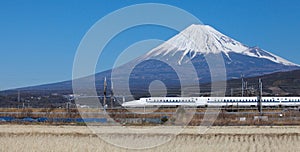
9, 24, 299, 99
119, 24, 300, 98
145, 24, 297, 66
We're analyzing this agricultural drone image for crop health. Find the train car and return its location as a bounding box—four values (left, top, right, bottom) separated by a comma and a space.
121, 96, 300, 108
122, 97, 198, 107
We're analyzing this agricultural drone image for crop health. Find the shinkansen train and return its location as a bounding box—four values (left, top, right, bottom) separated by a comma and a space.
121, 96, 300, 108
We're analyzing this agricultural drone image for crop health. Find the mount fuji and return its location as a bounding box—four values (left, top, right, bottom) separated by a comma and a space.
99, 24, 299, 98
7, 24, 300, 98
145, 24, 297, 67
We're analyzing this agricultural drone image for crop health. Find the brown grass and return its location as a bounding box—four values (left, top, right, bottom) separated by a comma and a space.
0, 125, 299, 151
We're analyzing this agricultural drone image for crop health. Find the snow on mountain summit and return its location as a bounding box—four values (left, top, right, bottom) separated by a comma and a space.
146, 24, 298, 66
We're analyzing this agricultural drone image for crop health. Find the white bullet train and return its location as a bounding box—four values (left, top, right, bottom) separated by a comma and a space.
121, 96, 300, 108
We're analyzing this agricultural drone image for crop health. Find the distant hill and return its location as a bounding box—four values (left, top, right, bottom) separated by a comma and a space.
231, 69, 300, 96
201, 69, 300, 96
1, 70, 300, 108
1, 69, 300, 97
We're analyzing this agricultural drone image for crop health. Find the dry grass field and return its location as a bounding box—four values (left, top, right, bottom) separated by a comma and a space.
0, 125, 299, 151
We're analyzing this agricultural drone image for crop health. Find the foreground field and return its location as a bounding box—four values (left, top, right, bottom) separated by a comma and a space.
0, 125, 299, 151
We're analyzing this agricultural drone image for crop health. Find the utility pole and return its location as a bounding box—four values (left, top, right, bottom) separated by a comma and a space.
18, 90, 20, 102
18, 90, 25, 109
241, 74, 244, 97
245, 81, 248, 96
110, 81, 114, 108
103, 77, 107, 108
258, 78, 263, 115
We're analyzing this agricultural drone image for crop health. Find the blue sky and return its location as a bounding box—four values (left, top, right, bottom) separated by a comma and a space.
0, 0, 300, 90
